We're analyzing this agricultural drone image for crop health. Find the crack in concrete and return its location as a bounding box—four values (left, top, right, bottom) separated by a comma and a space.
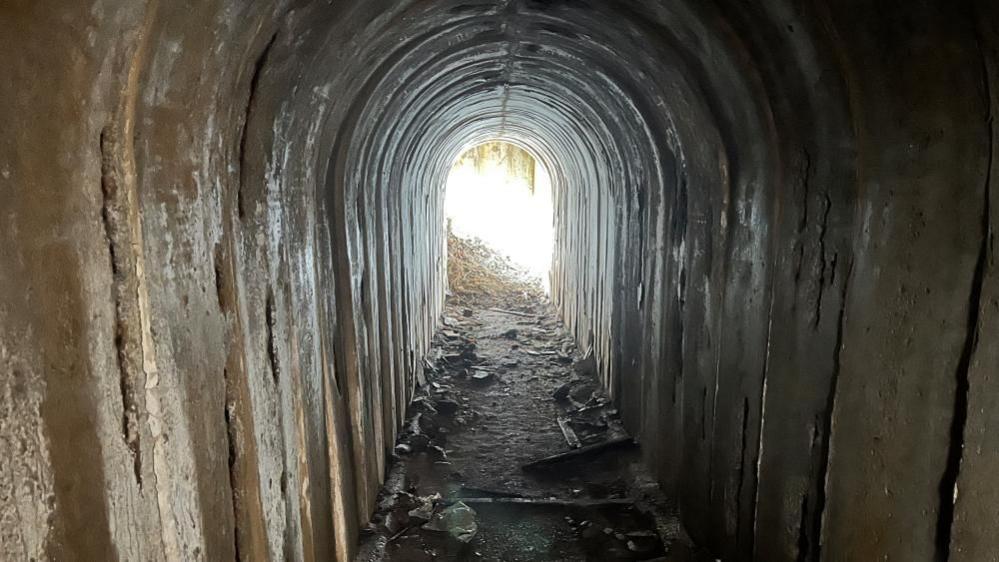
734, 396, 750, 553
814, 258, 854, 561
266, 289, 281, 385
238, 31, 279, 220
812, 193, 833, 330
222, 367, 243, 562
796, 492, 810, 562
100, 126, 144, 488
934, 27, 994, 561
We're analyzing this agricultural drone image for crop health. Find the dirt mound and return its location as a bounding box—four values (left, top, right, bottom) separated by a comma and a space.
446, 229, 545, 308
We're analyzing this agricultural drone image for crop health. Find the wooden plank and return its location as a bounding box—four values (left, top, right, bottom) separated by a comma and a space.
457, 497, 634, 507
521, 437, 637, 471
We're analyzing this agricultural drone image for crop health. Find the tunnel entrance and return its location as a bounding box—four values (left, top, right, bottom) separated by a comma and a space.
444, 141, 554, 297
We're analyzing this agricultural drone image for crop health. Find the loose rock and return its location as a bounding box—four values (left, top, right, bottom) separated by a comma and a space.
434, 399, 460, 416
423, 501, 478, 543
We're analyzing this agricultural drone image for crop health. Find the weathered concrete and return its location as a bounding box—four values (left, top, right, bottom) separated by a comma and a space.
546, 2, 999, 562
1, 1, 998, 561
1, 2, 446, 559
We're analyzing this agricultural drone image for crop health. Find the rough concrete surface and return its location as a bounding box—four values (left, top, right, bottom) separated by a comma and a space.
2, 0, 998, 561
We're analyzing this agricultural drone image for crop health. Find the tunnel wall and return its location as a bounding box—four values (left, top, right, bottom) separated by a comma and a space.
549, 2, 999, 562
0, 1, 447, 560
2, 1, 999, 562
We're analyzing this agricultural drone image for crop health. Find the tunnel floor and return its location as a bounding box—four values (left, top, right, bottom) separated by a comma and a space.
357, 293, 711, 561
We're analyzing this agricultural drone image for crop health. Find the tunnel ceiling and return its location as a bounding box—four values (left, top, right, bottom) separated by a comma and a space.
320, 1, 679, 224
3, 0, 999, 561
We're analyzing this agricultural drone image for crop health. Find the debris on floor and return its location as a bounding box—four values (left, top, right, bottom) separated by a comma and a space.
357, 237, 710, 561
521, 437, 638, 472
423, 501, 479, 544
446, 229, 545, 309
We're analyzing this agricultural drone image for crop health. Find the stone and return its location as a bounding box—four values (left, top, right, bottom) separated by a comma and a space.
573, 350, 597, 378
407, 433, 431, 453
569, 382, 597, 403
407, 494, 440, 523
553, 382, 573, 401
434, 399, 460, 416
423, 501, 478, 543
471, 371, 494, 384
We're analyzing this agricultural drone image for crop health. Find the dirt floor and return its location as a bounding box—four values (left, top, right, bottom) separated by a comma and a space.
356, 285, 712, 561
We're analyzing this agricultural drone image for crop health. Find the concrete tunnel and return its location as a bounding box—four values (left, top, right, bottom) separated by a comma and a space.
2, 0, 998, 560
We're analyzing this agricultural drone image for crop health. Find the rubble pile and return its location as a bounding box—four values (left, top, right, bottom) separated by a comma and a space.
446, 229, 545, 308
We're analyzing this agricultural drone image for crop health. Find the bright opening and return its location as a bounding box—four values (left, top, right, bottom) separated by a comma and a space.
444, 142, 554, 292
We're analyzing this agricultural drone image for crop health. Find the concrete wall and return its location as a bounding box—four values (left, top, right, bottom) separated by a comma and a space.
549, 2, 999, 561
1, 1, 997, 561
0, 2, 447, 560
